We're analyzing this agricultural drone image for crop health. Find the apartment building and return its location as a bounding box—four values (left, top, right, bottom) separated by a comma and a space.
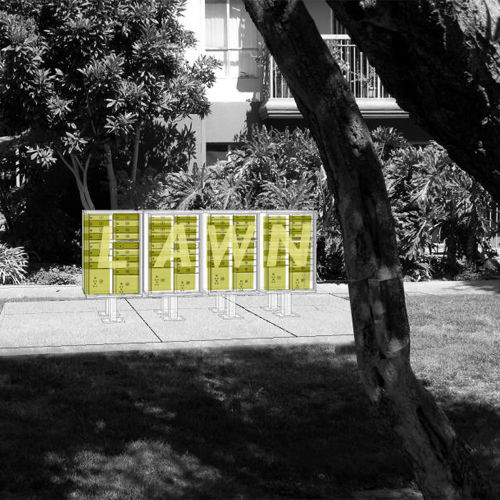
182, 0, 431, 167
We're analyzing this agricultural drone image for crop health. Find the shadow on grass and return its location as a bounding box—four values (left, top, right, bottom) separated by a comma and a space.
438, 398, 500, 496
446, 280, 500, 294
0, 345, 497, 499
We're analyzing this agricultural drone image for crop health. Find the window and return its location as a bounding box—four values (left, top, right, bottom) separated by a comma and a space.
206, 143, 237, 165
205, 0, 259, 78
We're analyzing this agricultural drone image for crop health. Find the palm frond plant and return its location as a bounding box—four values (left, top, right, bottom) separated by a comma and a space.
371, 126, 410, 161
0, 243, 28, 284
163, 162, 214, 210
211, 173, 254, 210
257, 174, 317, 211
382, 139, 497, 278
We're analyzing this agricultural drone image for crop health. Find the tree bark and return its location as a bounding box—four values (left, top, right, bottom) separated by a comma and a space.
57, 151, 95, 210
103, 143, 118, 210
327, 0, 500, 206
242, 1, 492, 498
82, 154, 93, 210
131, 123, 141, 184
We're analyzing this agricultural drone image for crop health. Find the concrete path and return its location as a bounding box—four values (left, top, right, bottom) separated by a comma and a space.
0, 287, 354, 356
0, 280, 498, 357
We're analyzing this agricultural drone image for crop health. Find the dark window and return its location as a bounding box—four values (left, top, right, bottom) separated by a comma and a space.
206, 143, 235, 165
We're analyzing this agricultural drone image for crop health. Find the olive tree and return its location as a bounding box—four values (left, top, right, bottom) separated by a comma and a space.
0, 0, 219, 209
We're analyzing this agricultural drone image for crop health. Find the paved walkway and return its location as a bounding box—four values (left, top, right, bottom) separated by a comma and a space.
0, 280, 498, 357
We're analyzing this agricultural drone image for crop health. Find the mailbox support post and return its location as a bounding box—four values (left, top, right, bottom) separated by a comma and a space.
210, 294, 242, 319
157, 295, 184, 321
275, 292, 297, 317
209, 294, 226, 314
218, 293, 242, 320
264, 292, 280, 312
99, 297, 124, 323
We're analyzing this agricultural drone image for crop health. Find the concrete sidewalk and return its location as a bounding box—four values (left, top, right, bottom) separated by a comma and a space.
0, 280, 498, 357
0, 287, 355, 356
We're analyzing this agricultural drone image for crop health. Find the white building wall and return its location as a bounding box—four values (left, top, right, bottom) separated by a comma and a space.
181, 0, 205, 61
178, 0, 206, 166
180, 0, 336, 165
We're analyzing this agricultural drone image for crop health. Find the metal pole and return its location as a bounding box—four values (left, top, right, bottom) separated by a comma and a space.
99, 297, 124, 323
209, 294, 227, 315
276, 293, 298, 318
156, 295, 184, 321
264, 292, 280, 312
281, 293, 292, 316
219, 294, 242, 320
169, 296, 179, 320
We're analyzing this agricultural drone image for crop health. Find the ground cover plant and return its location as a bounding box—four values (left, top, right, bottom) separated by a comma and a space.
0, 295, 498, 499
24, 263, 82, 286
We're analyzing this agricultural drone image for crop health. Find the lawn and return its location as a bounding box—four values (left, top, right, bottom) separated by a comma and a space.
0, 295, 499, 499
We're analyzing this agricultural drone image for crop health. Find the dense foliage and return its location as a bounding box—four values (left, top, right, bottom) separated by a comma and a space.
377, 128, 498, 279
0, 150, 83, 261
156, 126, 499, 281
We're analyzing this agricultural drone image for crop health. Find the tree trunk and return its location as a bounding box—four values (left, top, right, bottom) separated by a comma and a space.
57, 151, 95, 210
103, 143, 118, 210
82, 154, 94, 211
327, 0, 500, 206
242, 1, 492, 498
131, 123, 141, 184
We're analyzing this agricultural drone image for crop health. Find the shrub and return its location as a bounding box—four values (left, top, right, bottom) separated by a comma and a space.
376, 127, 497, 278
0, 243, 28, 284
26, 264, 81, 285
0, 143, 82, 263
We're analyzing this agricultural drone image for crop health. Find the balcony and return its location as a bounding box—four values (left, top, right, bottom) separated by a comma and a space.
260, 35, 408, 121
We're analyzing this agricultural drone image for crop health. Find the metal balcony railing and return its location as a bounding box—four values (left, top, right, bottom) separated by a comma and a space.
268, 35, 390, 100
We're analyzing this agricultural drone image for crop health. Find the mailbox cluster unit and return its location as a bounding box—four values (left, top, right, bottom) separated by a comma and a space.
203, 212, 258, 293
146, 213, 200, 295
83, 212, 141, 295
83, 210, 316, 321
262, 213, 313, 292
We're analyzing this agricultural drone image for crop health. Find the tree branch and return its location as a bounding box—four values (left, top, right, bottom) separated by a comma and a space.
56, 150, 95, 209
131, 122, 142, 183
103, 142, 118, 209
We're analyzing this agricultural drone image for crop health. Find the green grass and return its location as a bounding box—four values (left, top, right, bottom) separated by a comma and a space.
408, 295, 500, 406
0, 295, 498, 499
407, 295, 500, 497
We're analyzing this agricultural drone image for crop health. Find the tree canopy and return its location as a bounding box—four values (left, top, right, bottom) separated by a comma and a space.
0, 0, 219, 209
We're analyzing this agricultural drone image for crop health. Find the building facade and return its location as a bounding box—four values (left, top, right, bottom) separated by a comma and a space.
182, 0, 431, 167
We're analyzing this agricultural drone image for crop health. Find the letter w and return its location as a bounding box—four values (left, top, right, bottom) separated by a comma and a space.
207, 223, 256, 268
